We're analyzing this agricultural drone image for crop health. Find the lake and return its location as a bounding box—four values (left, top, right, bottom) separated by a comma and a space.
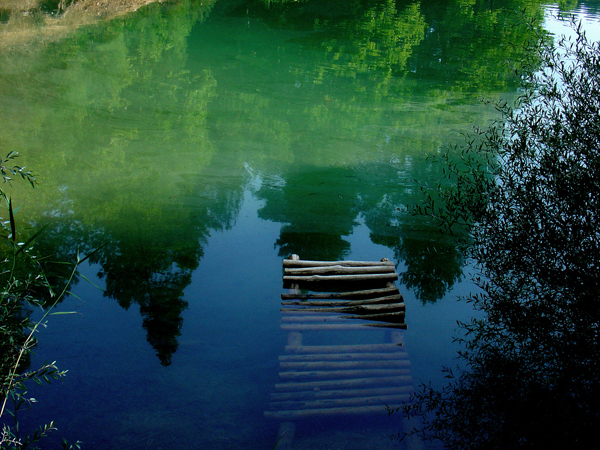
1, 0, 598, 449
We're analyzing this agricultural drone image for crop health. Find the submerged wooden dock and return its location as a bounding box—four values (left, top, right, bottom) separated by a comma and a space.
281, 255, 407, 331
266, 255, 414, 449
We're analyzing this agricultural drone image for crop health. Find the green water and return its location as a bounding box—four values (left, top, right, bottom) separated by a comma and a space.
1, 0, 597, 448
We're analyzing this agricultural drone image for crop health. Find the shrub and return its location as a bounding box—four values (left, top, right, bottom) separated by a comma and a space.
395, 20, 600, 449
0, 152, 81, 450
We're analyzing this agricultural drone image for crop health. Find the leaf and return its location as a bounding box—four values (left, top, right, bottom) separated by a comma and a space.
76, 272, 105, 292
8, 197, 16, 242
15, 223, 50, 257
77, 242, 108, 265
65, 291, 82, 300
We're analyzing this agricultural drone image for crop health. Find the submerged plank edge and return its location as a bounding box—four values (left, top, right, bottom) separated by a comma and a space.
283, 259, 394, 268
264, 404, 405, 419
283, 273, 398, 283
284, 265, 395, 275
281, 286, 399, 300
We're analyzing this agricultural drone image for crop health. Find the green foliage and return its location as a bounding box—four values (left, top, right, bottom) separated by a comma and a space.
0, 155, 82, 449
393, 20, 600, 448
0, 152, 36, 191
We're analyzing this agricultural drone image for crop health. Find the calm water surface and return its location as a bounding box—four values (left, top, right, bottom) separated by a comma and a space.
1, 0, 599, 448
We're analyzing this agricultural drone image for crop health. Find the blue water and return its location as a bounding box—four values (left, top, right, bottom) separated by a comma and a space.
1, 0, 597, 448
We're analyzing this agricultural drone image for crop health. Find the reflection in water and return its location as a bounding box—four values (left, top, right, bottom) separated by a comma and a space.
0, 0, 552, 361
0, 0, 230, 366
268, 255, 410, 447
256, 168, 361, 261
393, 18, 600, 447
0, 0, 579, 447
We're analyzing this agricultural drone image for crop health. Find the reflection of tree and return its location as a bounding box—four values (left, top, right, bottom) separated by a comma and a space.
254, 155, 467, 301
0, 0, 241, 366
395, 26, 600, 448
357, 161, 466, 303
95, 231, 198, 367
85, 181, 242, 365
238, 0, 548, 97
256, 168, 361, 261
222, 0, 548, 300
103, 254, 191, 367
373, 234, 464, 303
312, 0, 426, 101
414, 0, 548, 94
0, 0, 556, 372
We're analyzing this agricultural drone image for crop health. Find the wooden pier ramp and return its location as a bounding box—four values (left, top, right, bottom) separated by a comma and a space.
266, 255, 415, 449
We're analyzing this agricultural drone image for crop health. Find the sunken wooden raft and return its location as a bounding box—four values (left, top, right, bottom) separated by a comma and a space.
265, 255, 412, 424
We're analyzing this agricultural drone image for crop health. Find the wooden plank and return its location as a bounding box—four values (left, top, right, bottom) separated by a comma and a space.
362, 322, 407, 329
280, 312, 405, 324
281, 286, 399, 300
283, 258, 394, 268
264, 404, 397, 419
270, 386, 414, 401
281, 315, 353, 323
269, 393, 411, 411
281, 294, 404, 307
284, 343, 404, 354
280, 322, 406, 331
279, 368, 410, 380
284, 265, 395, 276
280, 307, 405, 316
283, 273, 398, 283
279, 352, 409, 362
280, 359, 410, 370
345, 311, 406, 322
281, 303, 405, 314
274, 375, 413, 392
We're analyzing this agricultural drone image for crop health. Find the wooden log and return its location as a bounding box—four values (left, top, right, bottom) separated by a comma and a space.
345, 311, 406, 323
280, 322, 406, 331
281, 294, 404, 307
284, 265, 395, 276
281, 286, 400, 300
270, 385, 414, 402
283, 258, 394, 268
283, 273, 398, 283
269, 393, 411, 411
279, 352, 409, 362
279, 359, 410, 371
363, 322, 407, 330
279, 368, 410, 380
281, 315, 353, 323
264, 404, 397, 420
287, 255, 301, 292
274, 375, 413, 392
280, 307, 405, 316
280, 312, 405, 324
284, 343, 403, 354
281, 302, 405, 314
